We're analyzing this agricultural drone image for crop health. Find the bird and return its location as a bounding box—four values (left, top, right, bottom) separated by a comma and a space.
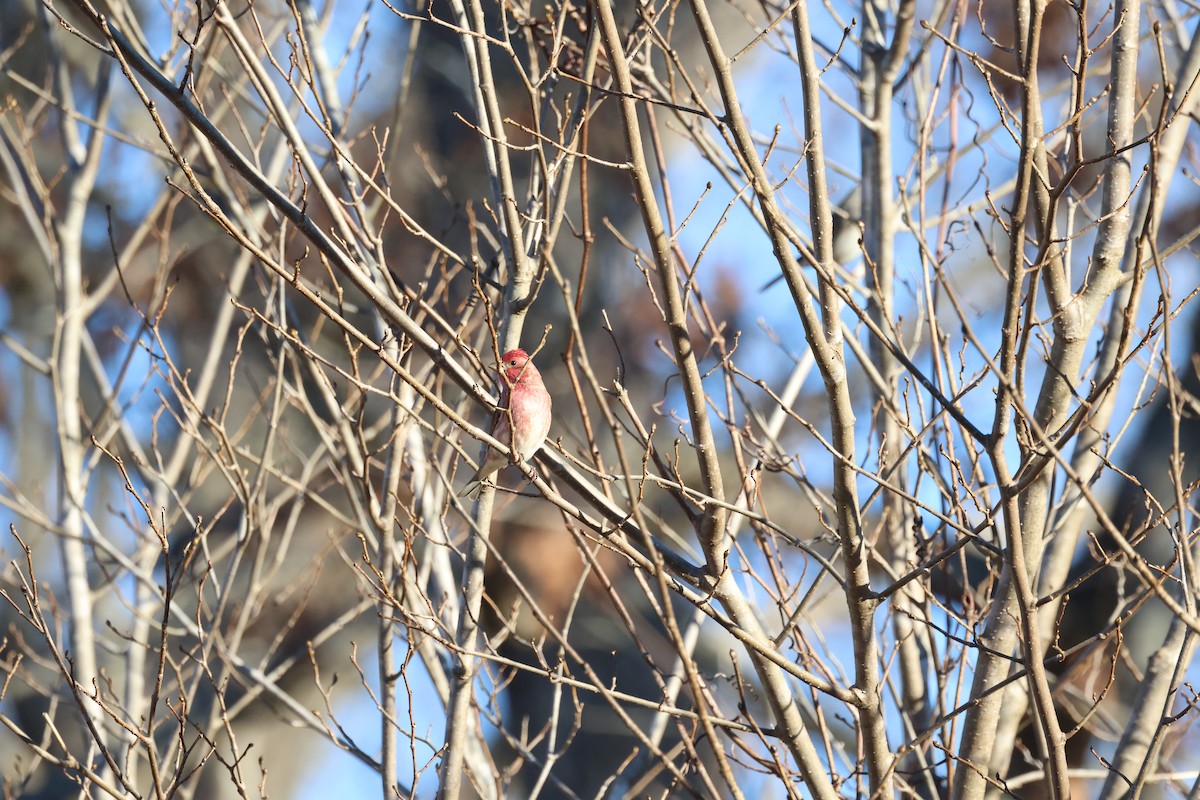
459, 348, 552, 497
758, 186, 862, 292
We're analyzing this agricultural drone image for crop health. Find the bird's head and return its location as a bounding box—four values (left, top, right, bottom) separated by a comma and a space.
497, 348, 539, 385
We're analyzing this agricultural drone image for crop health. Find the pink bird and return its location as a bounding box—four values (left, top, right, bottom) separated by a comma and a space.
459, 348, 552, 496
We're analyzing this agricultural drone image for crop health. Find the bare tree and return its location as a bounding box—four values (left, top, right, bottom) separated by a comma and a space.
2, 0, 1200, 797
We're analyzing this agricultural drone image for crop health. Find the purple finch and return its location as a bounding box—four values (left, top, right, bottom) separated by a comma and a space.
459, 348, 552, 496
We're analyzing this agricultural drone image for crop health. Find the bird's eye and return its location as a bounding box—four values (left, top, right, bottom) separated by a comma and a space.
509, 359, 518, 366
